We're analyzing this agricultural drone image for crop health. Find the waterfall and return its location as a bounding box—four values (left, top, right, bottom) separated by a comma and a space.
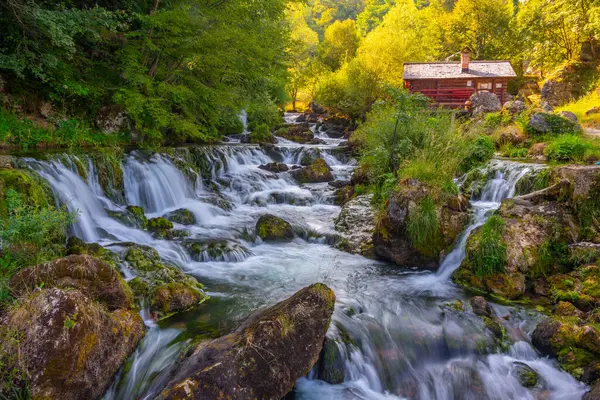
19, 145, 588, 400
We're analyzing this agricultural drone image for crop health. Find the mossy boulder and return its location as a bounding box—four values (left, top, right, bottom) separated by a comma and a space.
164, 208, 196, 225
275, 123, 314, 144
126, 205, 148, 228
9, 255, 134, 311
256, 214, 295, 241
0, 169, 51, 217
292, 158, 334, 184
373, 179, 470, 269
121, 244, 208, 320
92, 152, 124, 203
148, 217, 174, 231
0, 255, 144, 400
513, 362, 540, 388
259, 162, 289, 173
156, 283, 335, 400
527, 112, 581, 135
547, 266, 600, 311
532, 318, 600, 383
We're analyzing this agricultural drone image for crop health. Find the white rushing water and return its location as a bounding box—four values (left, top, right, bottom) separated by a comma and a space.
23, 116, 588, 400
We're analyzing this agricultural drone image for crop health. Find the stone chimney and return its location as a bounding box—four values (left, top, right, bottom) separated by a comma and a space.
461, 50, 470, 73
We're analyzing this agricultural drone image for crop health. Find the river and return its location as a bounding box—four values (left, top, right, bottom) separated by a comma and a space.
21, 114, 588, 399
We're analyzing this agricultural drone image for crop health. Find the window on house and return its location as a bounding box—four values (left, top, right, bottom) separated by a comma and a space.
466, 81, 472, 87
478, 82, 492, 90
496, 83, 503, 89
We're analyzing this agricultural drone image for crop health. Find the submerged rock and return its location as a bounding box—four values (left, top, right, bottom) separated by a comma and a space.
0, 256, 144, 400
317, 338, 345, 384
156, 283, 335, 400
256, 214, 295, 241
470, 296, 492, 317
513, 362, 540, 388
183, 239, 252, 262
335, 194, 375, 258
292, 158, 334, 184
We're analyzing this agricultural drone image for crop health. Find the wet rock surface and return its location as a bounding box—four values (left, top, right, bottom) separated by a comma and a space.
156, 284, 335, 400
0, 256, 144, 400
335, 194, 375, 257
256, 214, 295, 241
373, 179, 470, 269
292, 158, 334, 184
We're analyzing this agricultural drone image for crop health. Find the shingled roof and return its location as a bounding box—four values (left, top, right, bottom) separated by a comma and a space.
403, 61, 517, 80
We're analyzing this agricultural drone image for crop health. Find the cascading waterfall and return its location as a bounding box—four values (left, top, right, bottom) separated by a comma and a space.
20, 124, 588, 400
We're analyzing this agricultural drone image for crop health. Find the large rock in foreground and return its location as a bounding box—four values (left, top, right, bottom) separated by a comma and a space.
156, 283, 336, 400
0, 256, 144, 400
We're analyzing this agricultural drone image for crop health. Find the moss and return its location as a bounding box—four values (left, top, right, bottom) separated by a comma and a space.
256, 214, 294, 242
514, 363, 539, 388
164, 209, 195, 225
123, 245, 208, 320
148, 217, 173, 231
293, 158, 333, 184
0, 169, 51, 218
126, 206, 148, 228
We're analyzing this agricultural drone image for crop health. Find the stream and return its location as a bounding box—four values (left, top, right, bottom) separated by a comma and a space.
21, 114, 589, 400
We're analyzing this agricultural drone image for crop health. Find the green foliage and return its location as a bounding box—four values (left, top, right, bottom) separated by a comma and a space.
484, 112, 512, 129
0, 109, 124, 150
0, 189, 75, 266
532, 168, 551, 191
532, 239, 568, 278
249, 124, 275, 144
545, 135, 589, 162
0, 0, 290, 146
406, 196, 439, 255
499, 143, 529, 158
460, 135, 495, 173
467, 215, 507, 277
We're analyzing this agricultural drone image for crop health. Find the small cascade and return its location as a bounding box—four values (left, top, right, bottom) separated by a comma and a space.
436, 160, 546, 280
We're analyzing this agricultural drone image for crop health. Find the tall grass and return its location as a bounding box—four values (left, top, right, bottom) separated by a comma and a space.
406, 196, 440, 255
467, 215, 507, 277
557, 90, 600, 128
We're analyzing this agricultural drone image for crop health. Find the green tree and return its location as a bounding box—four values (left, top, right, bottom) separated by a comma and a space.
446, 0, 513, 59
319, 19, 361, 70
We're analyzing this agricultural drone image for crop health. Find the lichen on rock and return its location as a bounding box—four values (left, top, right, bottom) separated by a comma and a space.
256, 214, 295, 241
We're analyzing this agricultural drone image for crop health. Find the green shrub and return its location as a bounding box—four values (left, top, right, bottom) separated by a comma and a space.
467, 215, 507, 277
249, 123, 275, 144
483, 112, 511, 128
545, 135, 589, 162
460, 135, 495, 172
0, 189, 76, 267
532, 239, 568, 278
528, 113, 581, 136
500, 143, 528, 158
406, 196, 439, 255
532, 168, 551, 191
